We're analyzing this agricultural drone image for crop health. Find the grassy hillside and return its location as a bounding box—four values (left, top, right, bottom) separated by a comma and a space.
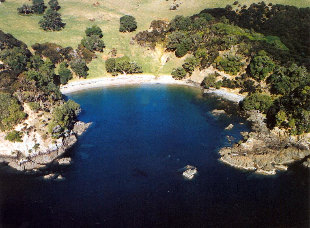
0, 0, 308, 78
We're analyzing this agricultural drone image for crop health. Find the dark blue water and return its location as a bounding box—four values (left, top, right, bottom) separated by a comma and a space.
0, 85, 309, 228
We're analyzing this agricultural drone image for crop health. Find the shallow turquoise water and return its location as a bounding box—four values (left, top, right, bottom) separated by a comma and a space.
0, 85, 309, 227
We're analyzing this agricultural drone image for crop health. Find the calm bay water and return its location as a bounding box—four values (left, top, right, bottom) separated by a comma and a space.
0, 85, 309, 227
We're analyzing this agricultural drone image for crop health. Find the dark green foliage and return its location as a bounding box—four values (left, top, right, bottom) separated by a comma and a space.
240, 79, 256, 93
48, 100, 80, 137
48, 0, 60, 11
268, 64, 309, 95
70, 58, 89, 78
32, 0, 46, 14
5, 130, 23, 142
105, 58, 116, 73
201, 73, 217, 89
85, 25, 103, 38
32, 43, 64, 64
242, 92, 273, 113
17, 4, 34, 15
170, 15, 191, 31
105, 56, 143, 75
171, 67, 186, 80
0, 93, 26, 131
166, 31, 186, 51
248, 50, 275, 81
39, 9, 65, 31
221, 78, 239, 89
81, 35, 105, 52
119, 15, 137, 32
197, 13, 214, 22
58, 62, 72, 85
182, 57, 198, 75
27, 59, 61, 98
214, 55, 244, 75
0, 47, 30, 74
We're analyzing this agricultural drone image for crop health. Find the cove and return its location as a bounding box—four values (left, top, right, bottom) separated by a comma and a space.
0, 85, 309, 227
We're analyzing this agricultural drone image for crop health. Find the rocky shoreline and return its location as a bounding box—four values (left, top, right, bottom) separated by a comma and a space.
219, 110, 310, 175
0, 121, 91, 171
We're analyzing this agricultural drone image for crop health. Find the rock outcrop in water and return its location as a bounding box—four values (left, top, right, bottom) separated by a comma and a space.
182, 165, 198, 179
0, 121, 91, 171
219, 111, 310, 175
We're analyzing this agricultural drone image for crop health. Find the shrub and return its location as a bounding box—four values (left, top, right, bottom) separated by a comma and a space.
119, 15, 137, 32
105, 57, 143, 75
48, 100, 80, 137
17, 5, 34, 15
58, 62, 72, 84
214, 55, 244, 75
242, 93, 273, 113
0, 93, 26, 131
171, 67, 186, 80
248, 50, 275, 81
28, 102, 41, 112
39, 9, 65, 31
81, 35, 105, 52
85, 25, 103, 38
5, 130, 23, 142
48, 0, 60, 11
182, 57, 199, 75
32, 0, 46, 14
70, 58, 89, 78
201, 73, 218, 89
170, 15, 191, 31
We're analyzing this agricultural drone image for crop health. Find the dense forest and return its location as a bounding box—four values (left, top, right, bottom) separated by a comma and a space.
135, 2, 310, 135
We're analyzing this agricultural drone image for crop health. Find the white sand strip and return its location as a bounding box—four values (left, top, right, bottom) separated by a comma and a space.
204, 88, 245, 103
60, 74, 194, 94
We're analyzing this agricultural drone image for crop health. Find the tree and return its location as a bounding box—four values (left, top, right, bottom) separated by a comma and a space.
39, 9, 65, 31
171, 67, 186, 80
201, 73, 218, 89
248, 50, 275, 81
242, 93, 273, 113
48, 0, 60, 11
81, 35, 105, 52
70, 58, 88, 78
5, 130, 23, 142
105, 58, 116, 73
85, 25, 103, 38
48, 100, 80, 137
170, 15, 191, 31
17, 4, 34, 15
32, 0, 46, 14
58, 62, 72, 84
119, 15, 137, 32
0, 47, 29, 74
182, 57, 198, 74
0, 93, 26, 131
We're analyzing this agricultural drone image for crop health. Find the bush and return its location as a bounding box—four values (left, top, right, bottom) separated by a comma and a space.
48, 100, 80, 137
39, 9, 65, 31
28, 102, 41, 112
105, 57, 143, 75
201, 73, 218, 89
5, 130, 23, 142
105, 58, 116, 73
17, 5, 34, 15
119, 15, 137, 32
48, 0, 60, 11
32, 0, 46, 14
70, 58, 89, 78
85, 25, 103, 38
171, 67, 186, 80
0, 93, 26, 131
58, 62, 72, 84
214, 55, 244, 75
248, 50, 275, 81
170, 15, 191, 31
182, 57, 199, 75
81, 35, 105, 52
242, 93, 273, 113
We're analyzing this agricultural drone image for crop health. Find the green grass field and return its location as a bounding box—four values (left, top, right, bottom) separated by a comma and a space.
0, 0, 308, 78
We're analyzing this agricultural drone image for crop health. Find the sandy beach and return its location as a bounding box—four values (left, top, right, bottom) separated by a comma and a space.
60, 74, 245, 103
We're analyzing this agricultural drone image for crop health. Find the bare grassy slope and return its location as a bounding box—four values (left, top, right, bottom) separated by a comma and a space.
0, 0, 308, 77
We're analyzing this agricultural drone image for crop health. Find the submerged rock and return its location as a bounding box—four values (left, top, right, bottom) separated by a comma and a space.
302, 158, 310, 168
225, 124, 234, 130
182, 165, 197, 180
211, 109, 226, 116
43, 173, 57, 180
56, 157, 72, 165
